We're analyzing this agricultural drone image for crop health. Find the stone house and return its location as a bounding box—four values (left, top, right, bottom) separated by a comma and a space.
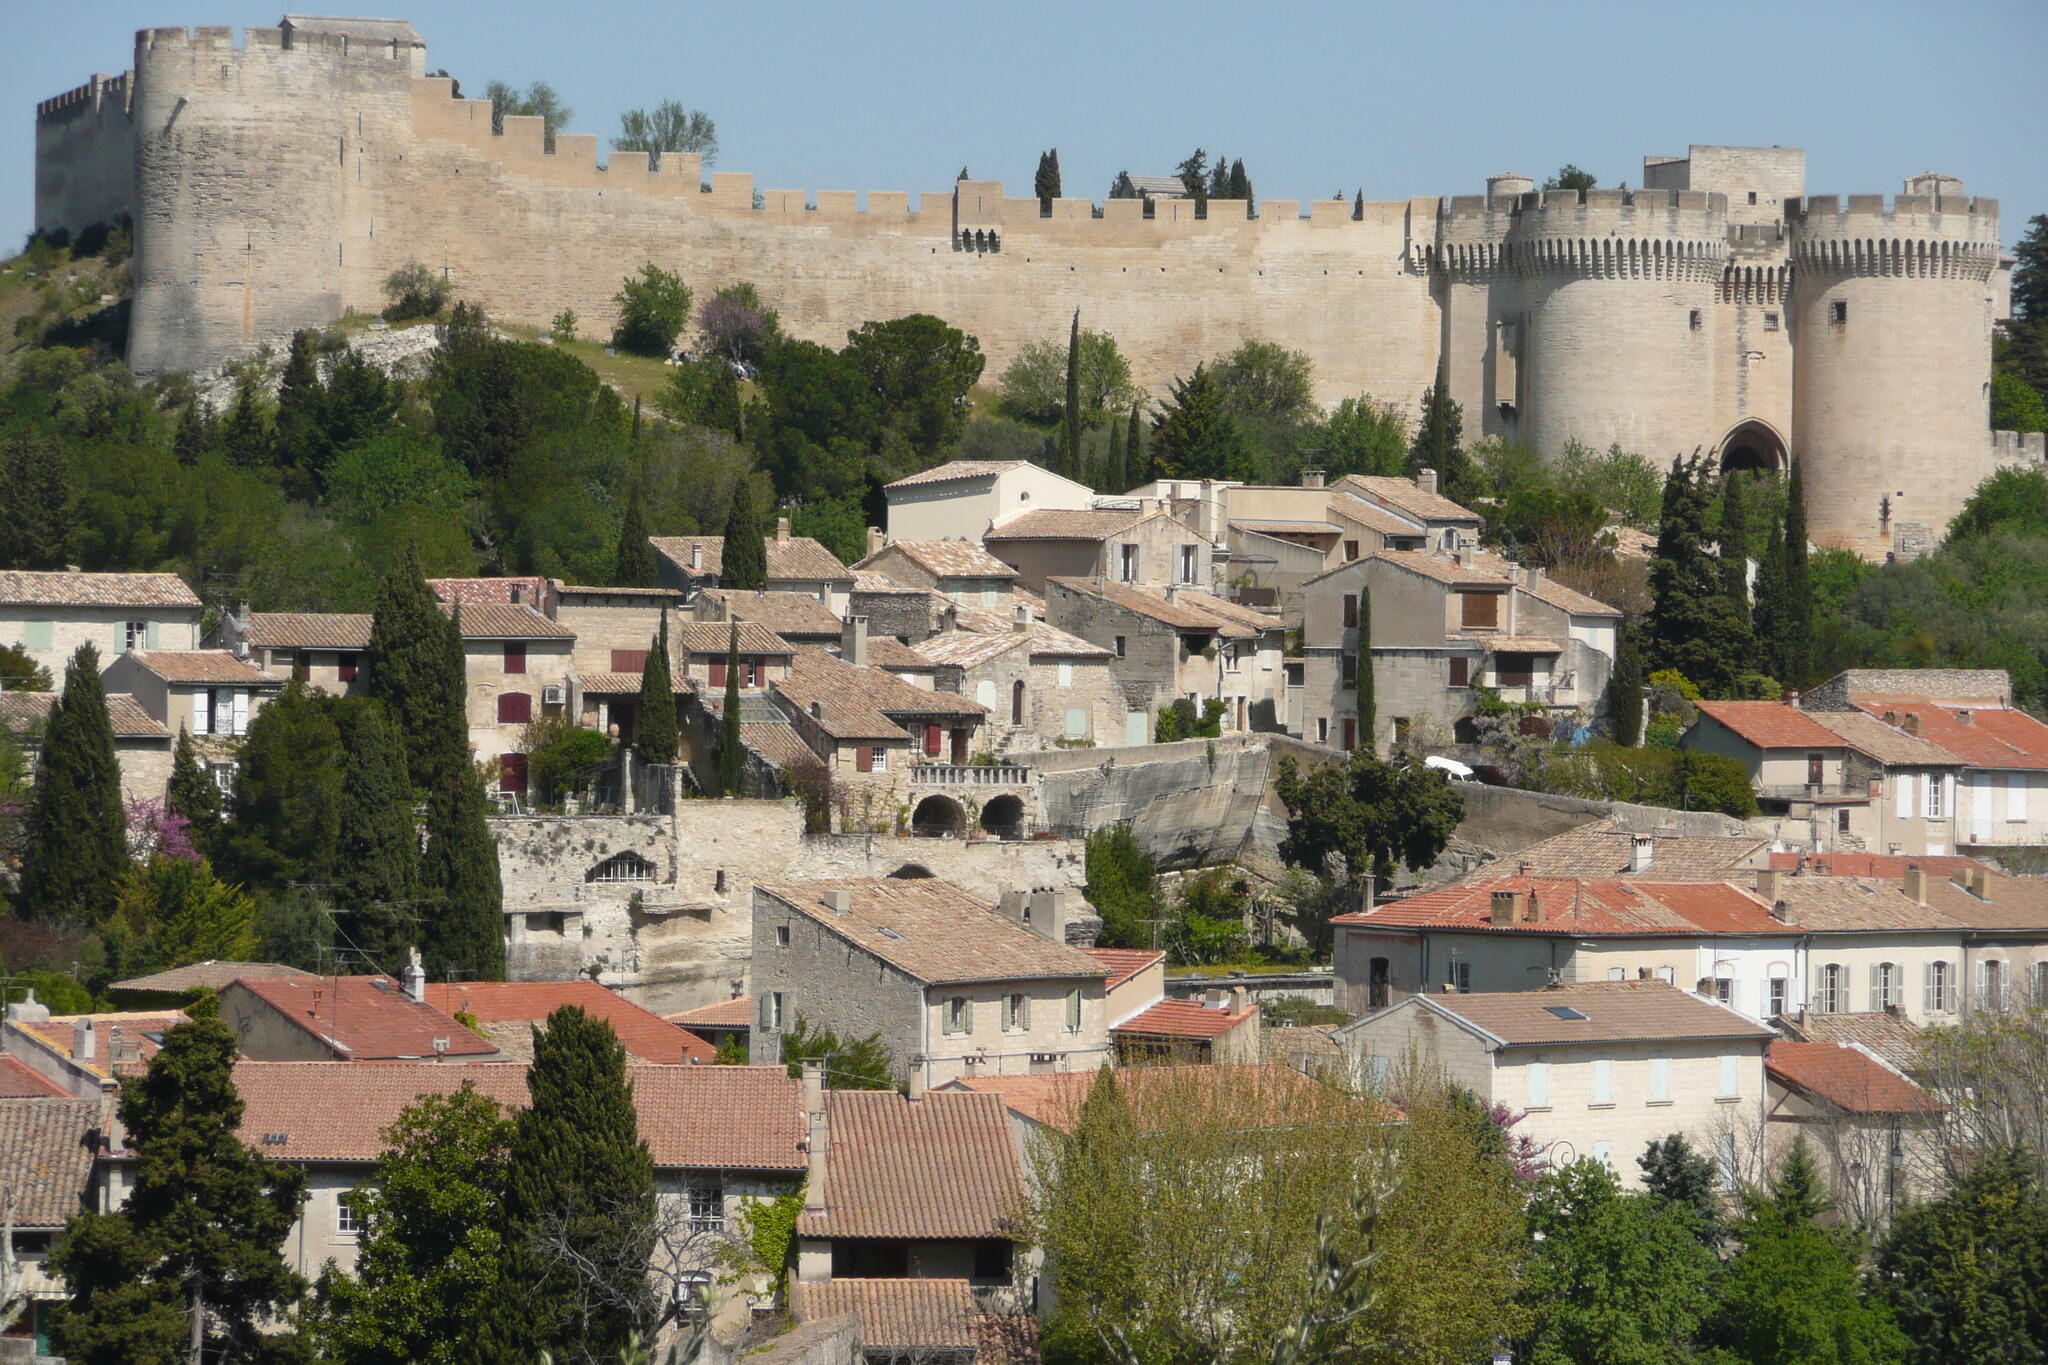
1330, 472, 1483, 554
749, 878, 1111, 1089
99, 649, 283, 775
652, 522, 856, 615
447, 602, 577, 798
849, 571, 946, 644
0, 569, 203, 691
914, 612, 1126, 753
0, 997, 181, 1100
1500, 818, 1771, 882
0, 1093, 103, 1351
854, 539, 1020, 608
0, 689, 173, 803
1086, 948, 1167, 1028
209, 610, 371, 695
216, 969, 503, 1062
1044, 576, 1287, 737
549, 582, 690, 674
983, 505, 1216, 595
1336, 980, 1774, 1187
881, 458, 1096, 542
695, 587, 847, 647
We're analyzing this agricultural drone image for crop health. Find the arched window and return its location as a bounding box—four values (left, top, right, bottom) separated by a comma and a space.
975, 679, 998, 709
1011, 679, 1026, 725
1869, 962, 1898, 1011
1816, 962, 1845, 1013
1924, 960, 1954, 1013
588, 851, 655, 883
1981, 958, 2006, 1012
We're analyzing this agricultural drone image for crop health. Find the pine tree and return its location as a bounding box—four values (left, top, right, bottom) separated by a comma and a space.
166, 726, 223, 849
1208, 155, 1231, 202
332, 699, 419, 970
1607, 620, 1646, 746
706, 360, 744, 440
213, 680, 345, 891
219, 373, 272, 469
367, 549, 470, 795
634, 611, 678, 766
1719, 471, 1751, 618
418, 762, 506, 982
719, 621, 745, 797
1638, 1133, 1720, 1240
1062, 308, 1083, 478
1646, 452, 1756, 694
0, 429, 77, 570
1778, 456, 1814, 687
721, 484, 768, 590
1408, 377, 1469, 499
49, 1012, 309, 1365
273, 327, 322, 469
493, 1006, 658, 1357
611, 484, 659, 588
1355, 585, 1376, 756
1150, 365, 1252, 481
17, 645, 126, 926
171, 401, 213, 465
1227, 158, 1252, 207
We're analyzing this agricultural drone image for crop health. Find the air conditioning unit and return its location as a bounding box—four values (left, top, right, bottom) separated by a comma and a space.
542, 684, 567, 705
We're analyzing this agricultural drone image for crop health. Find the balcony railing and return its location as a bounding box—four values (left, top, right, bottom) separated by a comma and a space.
1756, 782, 1866, 803
910, 763, 1031, 786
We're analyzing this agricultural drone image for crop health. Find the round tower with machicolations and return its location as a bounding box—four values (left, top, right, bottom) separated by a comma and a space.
1787, 181, 2001, 558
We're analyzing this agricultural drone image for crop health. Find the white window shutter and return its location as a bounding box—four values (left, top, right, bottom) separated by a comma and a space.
1922, 962, 1934, 1013
193, 689, 211, 735
1018, 995, 1030, 1029
963, 998, 974, 1033
1528, 1062, 1548, 1108
232, 689, 250, 735
1943, 774, 1956, 818
1896, 772, 1915, 820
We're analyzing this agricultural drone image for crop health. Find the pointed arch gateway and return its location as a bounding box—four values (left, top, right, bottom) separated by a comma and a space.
1719, 419, 1788, 475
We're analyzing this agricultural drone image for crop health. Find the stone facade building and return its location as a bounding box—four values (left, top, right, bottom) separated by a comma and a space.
914, 614, 1128, 754
1044, 577, 1287, 736
985, 506, 1216, 596
0, 570, 203, 691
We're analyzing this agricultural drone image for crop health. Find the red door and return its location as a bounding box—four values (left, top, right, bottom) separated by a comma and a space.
1341, 719, 1357, 752
499, 753, 529, 795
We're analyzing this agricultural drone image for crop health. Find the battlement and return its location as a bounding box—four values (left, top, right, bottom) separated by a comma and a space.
1786, 193, 1999, 224
36, 73, 131, 121
1993, 431, 2048, 464
137, 23, 419, 63
1787, 193, 2001, 280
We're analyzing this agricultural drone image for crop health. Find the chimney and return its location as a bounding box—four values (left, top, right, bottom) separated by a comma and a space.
1010, 604, 1031, 634
1957, 709, 1974, 726
690, 543, 703, 571
1960, 865, 1990, 900
1903, 866, 1927, 905
1455, 544, 1476, 570
776, 516, 791, 543
842, 615, 869, 667
509, 583, 524, 605
866, 526, 885, 556
1755, 869, 1781, 902
907, 1061, 926, 1102
1784, 689, 1799, 708
1630, 834, 1654, 874
1525, 890, 1546, 924
4, 990, 49, 1025
822, 889, 852, 915
1301, 468, 1326, 489
1416, 467, 1439, 496
1771, 899, 1790, 922
1163, 585, 1181, 605
1523, 566, 1545, 590
71, 1018, 95, 1064
1154, 498, 1170, 513
802, 1061, 828, 1214
1489, 890, 1523, 926
997, 889, 1028, 928
402, 946, 426, 1005
1229, 985, 1249, 1014
1027, 888, 1069, 942
1903, 714, 1922, 737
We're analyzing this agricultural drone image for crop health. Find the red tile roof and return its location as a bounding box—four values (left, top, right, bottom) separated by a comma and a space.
666, 996, 753, 1029
650, 535, 854, 584
422, 981, 715, 1064
795, 1090, 1023, 1240
231, 1061, 806, 1168
130, 650, 277, 685
944, 1064, 1350, 1131
1767, 852, 1993, 878
0, 1057, 67, 1098
442, 602, 575, 640
1691, 700, 1848, 750
1112, 999, 1257, 1040
697, 589, 846, 638
227, 976, 499, 1061
0, 1098, 102, 1227
1766, 1040, 1942, 1116
1, 692, 171, 740
792, 1279, 1000, 1353
574, 671, 693, 697
1851, 698, 2048, 771
1084, 949, 1163, 992
884, 459, 1029, 489
243, 613, 374, 650
17, 1012, 183, 1081
1335, 876, 1789, 936
427, 575, 549, 606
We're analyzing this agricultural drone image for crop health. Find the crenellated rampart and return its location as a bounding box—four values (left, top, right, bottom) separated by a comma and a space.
1786, 194, 2001, 280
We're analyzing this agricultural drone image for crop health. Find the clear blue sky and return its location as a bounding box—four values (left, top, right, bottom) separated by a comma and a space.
8, 0, 2046, 253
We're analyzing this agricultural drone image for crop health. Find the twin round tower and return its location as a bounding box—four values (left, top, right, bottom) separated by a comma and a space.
33, 18, 2027, 559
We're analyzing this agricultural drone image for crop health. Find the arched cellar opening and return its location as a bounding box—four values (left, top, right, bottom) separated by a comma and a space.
910, 795, 967, 838
1719, 420, 1788, 475
888, 864, 935, 879
980, 793, 1026, 841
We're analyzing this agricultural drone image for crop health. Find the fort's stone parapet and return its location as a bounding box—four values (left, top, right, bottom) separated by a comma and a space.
33, 20, 2015, 561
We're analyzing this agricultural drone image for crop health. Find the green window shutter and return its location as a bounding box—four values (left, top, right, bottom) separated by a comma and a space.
1067, 990, 1081, 1029
23, 621, 52, 651
146, 621, 161, 649
1018, 994, 1030, 1029
962, 999, 974, 1033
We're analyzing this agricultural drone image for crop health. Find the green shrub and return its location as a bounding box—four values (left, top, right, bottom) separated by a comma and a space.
549, 308, 578, 342
382, 262, 451, 321
610, 263, 692, 356
521, 715, 614, 802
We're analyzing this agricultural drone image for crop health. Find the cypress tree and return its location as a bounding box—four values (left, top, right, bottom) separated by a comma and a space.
1607, 620, 1646, 747
366, 549, 470, 795
171, 401, 214, 465
219, 374, 272, 470
418, 762, 506, 982
1353, 188, 1364, 221
166, 726, 223, 849
1227, 158, 1252, 207
611, 484, 659, 588
634, 611, 678, 766
1779, 456, 1813, 687
721, 484, 768, 591
332, 699, 419, 970
493, 1006, 658, 1356
1646, 452, 1755, 694
1752, 518, 1790, 681
1355, 585, 1376, 756
1104, 411, 1126, 494
17, 645, 126, 926
0, 430, 77, 570
1719, 471, 1751, 618
214, 680, 344, 891
1408, 376, 1468, 499
719, 621, 744, 796
706, 360, 744, 440
1034, 149, 1061, 200
1062, 308, 1083, 477
1125, 402, 1144, 489
273, 327, 322, 469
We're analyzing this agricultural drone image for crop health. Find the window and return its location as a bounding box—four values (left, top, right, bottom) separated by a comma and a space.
1815, 962, 1845, 1013
22, 620, 52, 652
1449, 657, 1469, 687
976, 679, 998, 708
760, 992, 785, 1030
981, 586, 998, 607
1592, 1140, 1612, 1169
611, 648, 648, 672
588, 851, 654, 882
1117, 544, 1139, 582
1769, 975, 1789, 1018
1341, 718, 1357, 752
1606, 967, 1627, 982
335, 1197, 360, 1237
1719, 1054, 1740, 1098
1838, 807, 1852, 833
854, 746, 874, 773
1113, 635, 1126, 658
503, 643, 527, 674
923, 723, 942, 757
1926, 777, 1946, 819
1591, 1059, 1613, 1105
1747, 190, 1759, 205
497, 692, 532, 724
1924, 960, 1954, 1013
1831, 300, 1849, 325
125, 620, 148, 651
1011, 680, 1025, 725
775, 925, 790, 948
2034, 961, 2048, 1007
1718, 1133, 1740, 1190
1763, 311, 1780, 332
2009, 772, 2029, 823
675, 1272, 711, 1322
1459, 592, 1499, 629
1066, 989, 1082, 1032
1807, 752, 1825, 785
209, 762, 236, 798
1057, 661, 1074, 686
1065, 708, 1087, 739
688, 1185, 724, 1233
1527, 1062, 1549, 1108
1342, 594, 1358, 628
1343, 539, 1360, 561
337, 652, 359, 682
1002, 992, 1030, 1032
1341, 654, 1358, 687
944, 997, 971, 1035
1714, 977, 1734, 1006
1649, 1057, 1671, 1103
1179, 545, 1197, 584
1981, 958, 2006, 1012
1316, 717, 1329, 744
1689, 308, 1703, 331
1870, 962, 1898, 1011
1393, 716, 1412, 745
1657, 965, 1676, 985
1447, 961, 1470, 994
498, 752, 529, 796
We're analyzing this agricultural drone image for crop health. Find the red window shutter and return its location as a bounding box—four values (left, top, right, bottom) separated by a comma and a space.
499, 753, 529, 794
709, 659, 727, 687
925, 724, 942, 757
1342, 719, 1357, 751
504, 643, 526, 674
611, 649, 648, 672
337, 653, 359, 682
855, 746, 874, 773
498, 692, 532, 724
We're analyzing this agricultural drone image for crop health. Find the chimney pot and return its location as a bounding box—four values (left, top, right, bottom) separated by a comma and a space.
1772, 898, 1789, 921
1013, 604, 1030, 634
1301, 468, 1326, 489
401, 946, 426, 1005
822, 889, 852, 915
1630, 834, 1654, 874
1784, 689, 1799, 707
1027, 888, 1069, 941
71, 1018, 95, 1063
1417, 467, 1438, 495
690, 543, 703, 571
907, 1062, 927, 1101
1229, 985, 1249, 1014
1903, 714, 1922, 736
776, 516, 791, 543
1903, 866, 1927, 905
1525, 890, 1544, 924
1755, 869, 1781, 901
4, 990, 48, 1025
842, 615, 869, 667
866, 526, 885, 557
1489, 890, 1523, 925
509, 583, 524, 605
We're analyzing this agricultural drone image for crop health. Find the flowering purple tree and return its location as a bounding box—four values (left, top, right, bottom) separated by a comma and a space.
125, 797, 199, 864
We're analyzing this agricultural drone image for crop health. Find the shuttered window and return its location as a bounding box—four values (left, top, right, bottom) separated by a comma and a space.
498, 692, 532, 724
612, 649, 648, 672
854, 746, 874, 773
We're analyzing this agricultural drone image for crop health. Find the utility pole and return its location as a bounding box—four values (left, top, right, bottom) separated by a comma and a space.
188, 1269, 203, 1365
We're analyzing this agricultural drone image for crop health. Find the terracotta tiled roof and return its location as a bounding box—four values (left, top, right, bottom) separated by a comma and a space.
1692, 700, 1849, 750
649, 536, 854, 584
1392, 981, 1774, 1048
1767, 1040, 1942, 1115
228, 975, 499, 1061
865, 541, 1019, 579
1778, 1010, 1923, 1075
1045, 578, 1277, 638
1916, 868, 2048, 932
945, 1063, 1338, 1131
575, 671, 692, 697
1357, 549, 1513, 589
0, 570, 199, 608
884, 459, 1028, 489
1765, 851, 1990, 878
1337, 875, 1788, 936
672, 621, 796, 656
757, 878, 1108, 987
794, 1090, 1023, 1239
864, 638, 939, 671
698, 589, 845, 639
1112, 998, 1257, 1040
1767, 878, 1966, 933
426, 575, 548, 606
130, 651, 278, 685
852, 570, 924, 593
1327, 491, 1427, 537
0, 1057, 67, 1098
231, 1061, 806, 1169
791, 1279, 985, 1351
1470, 556, 1621, 617
1802, 710, 1963, 767
1083, 948, 1162, 991
1333, 474, 1483, 524
111, 960, 316, 993
921, 616, 1113, 665
1850, 698, 2048, 772
441, 602, 575, 640
422, 981, 715, 1064
1493, 819, 1770, 881
986, 508, 1161, 542
666, 996, 752, 1028
774, 648, 984, 741
0, 692, 170, 739
554, 584, 687, 602
243, 613, 373, 650
0, 1099, 101, 1227
17, 1013, 182, 1081
741, 721, 823, 772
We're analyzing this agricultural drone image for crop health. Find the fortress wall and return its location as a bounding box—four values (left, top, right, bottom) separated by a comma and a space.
1789, 194, 2003, 556
1710, 233, 1796, 457
1435, 198, 1515, 441
34, 75, 136, 237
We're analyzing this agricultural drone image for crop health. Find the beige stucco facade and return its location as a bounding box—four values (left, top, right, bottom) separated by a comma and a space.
987, 511, 1215, 595
885, 465, 1097, 542
2, 604, 201, 690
